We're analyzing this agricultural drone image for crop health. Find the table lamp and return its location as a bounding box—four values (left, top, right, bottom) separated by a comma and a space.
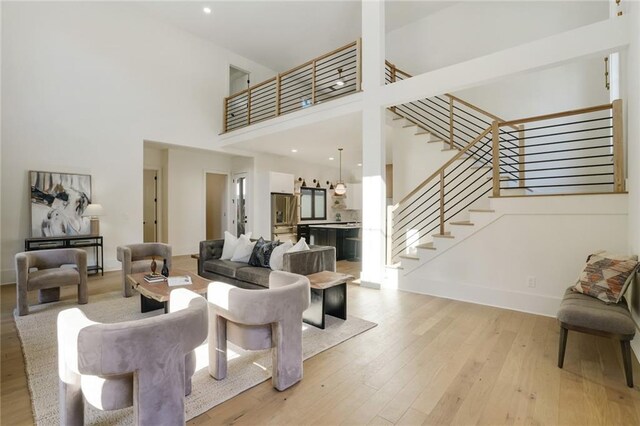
82, 204, 103, 236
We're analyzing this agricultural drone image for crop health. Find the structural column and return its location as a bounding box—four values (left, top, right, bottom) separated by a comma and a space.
360, 0, 386, 289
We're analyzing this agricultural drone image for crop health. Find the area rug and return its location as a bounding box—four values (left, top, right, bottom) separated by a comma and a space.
14, 291, 376, 425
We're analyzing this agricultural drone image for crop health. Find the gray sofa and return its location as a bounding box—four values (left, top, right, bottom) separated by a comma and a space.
198, 239, 335, 289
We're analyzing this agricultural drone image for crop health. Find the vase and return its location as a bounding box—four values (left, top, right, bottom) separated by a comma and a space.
150, 258, 157, 275
161, 258, 169, 277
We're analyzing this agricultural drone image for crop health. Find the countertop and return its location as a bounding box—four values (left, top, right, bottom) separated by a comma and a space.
308, 224, 361, 229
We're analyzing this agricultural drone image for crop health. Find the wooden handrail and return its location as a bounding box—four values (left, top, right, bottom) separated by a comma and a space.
238, 40, 357, 93
499, 103, 613, 127
612, 99, 624, 192
393, 126, 492, 209
439, 171, 445, 234
388, 63, 521, 131
445, 94, 521, 132
225, 89, 249, 102
224, 40, 360, 132
247, 76, 277, 92
491, 121, 500, 197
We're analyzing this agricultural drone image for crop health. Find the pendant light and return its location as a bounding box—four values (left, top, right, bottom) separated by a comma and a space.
334, 68, 345, 87
334, 148, 347, 195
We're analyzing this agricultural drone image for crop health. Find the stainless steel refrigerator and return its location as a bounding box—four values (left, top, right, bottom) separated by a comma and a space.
271, 193, 298, 243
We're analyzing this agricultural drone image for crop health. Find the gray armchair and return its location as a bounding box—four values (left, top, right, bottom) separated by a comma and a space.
15, 248, 87, 316
57, 288, 207, 426
116, 243, 171, 297
207, 271, 311, 391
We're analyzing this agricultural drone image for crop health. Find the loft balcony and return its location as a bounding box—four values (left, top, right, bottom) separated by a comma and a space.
223, 40, 361, 133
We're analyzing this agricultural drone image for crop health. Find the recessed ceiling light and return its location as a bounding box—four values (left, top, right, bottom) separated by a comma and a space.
203, 7, 212, 14
291, 149, 298, 153
329, 157, 335, 161
357, 163, 362, 167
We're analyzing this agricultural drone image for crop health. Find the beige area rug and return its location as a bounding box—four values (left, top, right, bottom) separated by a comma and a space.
14, 291, 376, 425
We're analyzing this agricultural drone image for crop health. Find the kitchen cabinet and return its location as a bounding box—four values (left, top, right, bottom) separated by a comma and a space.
269, 172, 294, 194
309, 225, 360, 260
297, 224, 310, 242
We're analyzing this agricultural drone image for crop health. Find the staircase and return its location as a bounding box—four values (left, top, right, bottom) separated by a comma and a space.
385, 62, 625, 269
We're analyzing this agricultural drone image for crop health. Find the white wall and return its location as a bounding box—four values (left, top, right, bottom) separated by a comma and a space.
396, 195, 628, 317
1, 2, 275, 282
386, 1, 608, 75
390, 124, 457, 203
623, 2, 640, 358
453, 56, 610, 121
166, 148, 237, 255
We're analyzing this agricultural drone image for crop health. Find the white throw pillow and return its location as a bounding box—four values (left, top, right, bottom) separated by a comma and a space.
270, 241, 294, 271
220, 232, 251, 260
288, 237, 310, 253
230, 238, 256, 263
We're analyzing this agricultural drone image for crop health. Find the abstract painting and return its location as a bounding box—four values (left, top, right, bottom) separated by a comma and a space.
30, 171, 92, 237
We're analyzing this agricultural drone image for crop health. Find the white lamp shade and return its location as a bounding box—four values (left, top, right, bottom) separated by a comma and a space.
82, 204, 104, 217
334, 182, 347, 195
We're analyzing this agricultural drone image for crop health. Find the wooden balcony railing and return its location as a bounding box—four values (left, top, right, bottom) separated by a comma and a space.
223, 40, 361, 133
492, 100, 623, 195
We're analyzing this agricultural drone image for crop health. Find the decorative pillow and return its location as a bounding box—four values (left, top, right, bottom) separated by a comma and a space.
220, 232, 252, 260
288, 237, 310, 253
248, 237, 267, 266
230, 238, 256, 263
270, 241, 294, 271
573, 252, 639, 304
250, 240, 280, 268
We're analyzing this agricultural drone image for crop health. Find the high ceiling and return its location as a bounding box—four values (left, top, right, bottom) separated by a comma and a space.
135, 1, 456, 72
134, 1, 456, 167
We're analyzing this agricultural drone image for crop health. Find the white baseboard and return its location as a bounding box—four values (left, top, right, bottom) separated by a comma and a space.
1, 269, 16, 285
391, 277, 562, 318
359, 280, 381, 290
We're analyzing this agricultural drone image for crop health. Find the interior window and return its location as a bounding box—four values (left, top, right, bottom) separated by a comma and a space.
300, 188, 326, 220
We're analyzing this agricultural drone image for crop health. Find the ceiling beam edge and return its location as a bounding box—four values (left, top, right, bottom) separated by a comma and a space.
380, 15, 632, 107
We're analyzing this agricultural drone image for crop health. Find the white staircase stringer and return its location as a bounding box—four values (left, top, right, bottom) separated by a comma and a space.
389, 193, 628, 318
398, 207, 501, 275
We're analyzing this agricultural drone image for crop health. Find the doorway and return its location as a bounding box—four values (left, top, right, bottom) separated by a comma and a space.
205, 173, 227, 240
143, 169, 158, 242
229, 65, 250, 96
233, 173, 247, 236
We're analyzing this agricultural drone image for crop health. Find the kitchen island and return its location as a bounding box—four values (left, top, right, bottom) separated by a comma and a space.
308, 223, 360, 261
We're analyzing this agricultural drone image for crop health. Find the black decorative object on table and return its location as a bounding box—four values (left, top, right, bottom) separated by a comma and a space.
161, 258, 169, 277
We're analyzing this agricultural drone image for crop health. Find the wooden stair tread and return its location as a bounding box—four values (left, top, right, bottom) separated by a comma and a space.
416, 243, 436, 250
399, 254, 419, 260
402, 124, 416, 128
441, 148, 458, 152
449, 221, 474, 226
392, 116, 405, 121
427, 139, 445, 144
432, 233, 455, 239
415, 130, 429, 135
469, 209, 495, 213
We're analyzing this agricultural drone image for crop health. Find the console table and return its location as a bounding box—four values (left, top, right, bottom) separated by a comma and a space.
25, 235, 104, 275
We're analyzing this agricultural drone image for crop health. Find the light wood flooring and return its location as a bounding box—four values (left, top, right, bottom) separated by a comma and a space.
2, 256, 640, 425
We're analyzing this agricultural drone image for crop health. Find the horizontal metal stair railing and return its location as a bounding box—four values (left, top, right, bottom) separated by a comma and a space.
388, 99, 625, 265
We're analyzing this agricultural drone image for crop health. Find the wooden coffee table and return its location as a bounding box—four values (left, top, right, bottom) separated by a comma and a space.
303, 271, 354, 329
126, 269, 210, 313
